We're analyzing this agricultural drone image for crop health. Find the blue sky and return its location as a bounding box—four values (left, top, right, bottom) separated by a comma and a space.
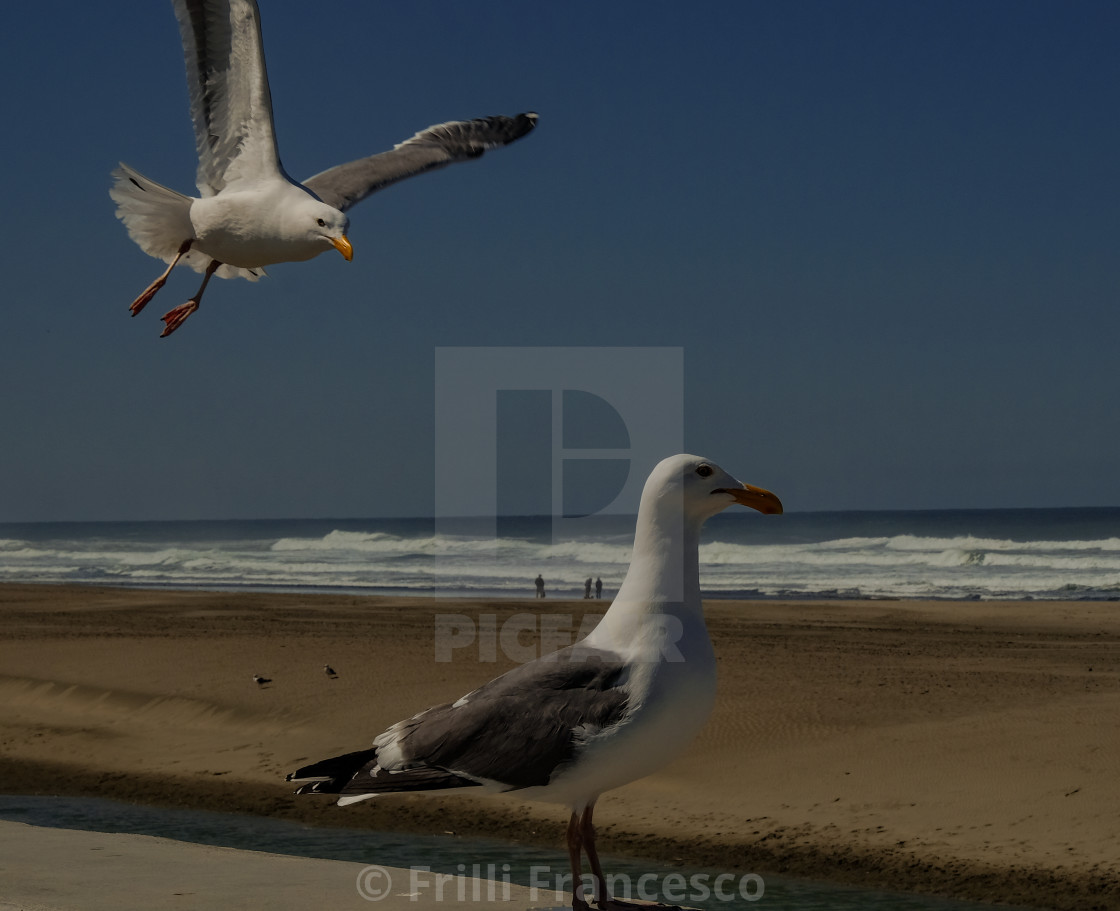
1, 1, 1117, 521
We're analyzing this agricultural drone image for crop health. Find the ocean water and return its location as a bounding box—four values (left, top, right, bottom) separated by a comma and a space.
0, 796, 1027, 911
1, 507, 1119, 601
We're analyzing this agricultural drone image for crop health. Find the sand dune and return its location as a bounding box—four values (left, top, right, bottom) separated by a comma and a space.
1, 584, 1118, 910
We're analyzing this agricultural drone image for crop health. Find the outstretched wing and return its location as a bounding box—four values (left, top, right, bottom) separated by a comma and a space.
301, 113, 538, 212
174, 0, 284, 195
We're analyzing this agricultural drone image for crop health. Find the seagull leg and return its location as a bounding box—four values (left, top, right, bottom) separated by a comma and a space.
567, 811, 592, 911
160, 258, 220, 337
129, 240, 193, 317
580, 805, 610, 906
580, 804, 683, 910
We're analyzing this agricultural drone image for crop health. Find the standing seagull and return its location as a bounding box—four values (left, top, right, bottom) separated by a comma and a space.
288, 455, 782, 910
111, 0, 537, 337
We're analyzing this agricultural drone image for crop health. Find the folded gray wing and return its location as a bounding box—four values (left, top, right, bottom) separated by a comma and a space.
379, 642, 628, 791
302, 112, 538, 212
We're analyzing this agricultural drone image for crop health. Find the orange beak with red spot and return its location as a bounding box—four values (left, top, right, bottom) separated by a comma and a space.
718, 483, 783, 515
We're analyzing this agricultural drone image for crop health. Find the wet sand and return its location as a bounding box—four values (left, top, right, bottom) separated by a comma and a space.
1, 583, 1117, 909
0, 819, 543, 911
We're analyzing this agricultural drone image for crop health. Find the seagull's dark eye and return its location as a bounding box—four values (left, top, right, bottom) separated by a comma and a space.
696, 465, 713, 478
316, 218, 326, 227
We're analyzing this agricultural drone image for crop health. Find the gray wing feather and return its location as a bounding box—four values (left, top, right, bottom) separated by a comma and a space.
387, 643, 628, 790
174, 0, 282, 195
302, 112, 538, 212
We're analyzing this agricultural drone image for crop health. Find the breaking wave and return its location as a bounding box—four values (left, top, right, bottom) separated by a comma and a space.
2, 510, 1119, 600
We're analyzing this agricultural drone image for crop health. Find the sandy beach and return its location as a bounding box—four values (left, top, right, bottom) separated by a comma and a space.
0, 819, 546, 911
1, 583, 1117, 909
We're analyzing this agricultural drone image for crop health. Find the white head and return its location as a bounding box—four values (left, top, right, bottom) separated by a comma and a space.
590, 455, 782, 646
290, 195, 352, 261
641, 454, 783, 531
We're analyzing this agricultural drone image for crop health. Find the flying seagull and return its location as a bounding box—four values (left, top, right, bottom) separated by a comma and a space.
324, 665, 338, 679
288, 455, 782, 910
253, 674, 271, 687
111, 0, 537, 337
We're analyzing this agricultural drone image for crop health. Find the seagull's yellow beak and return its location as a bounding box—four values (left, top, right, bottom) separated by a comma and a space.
331, 235, 353, 261
721, 483, 783, 515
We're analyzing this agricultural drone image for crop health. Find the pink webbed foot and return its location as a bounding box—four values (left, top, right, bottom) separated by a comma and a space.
158, 257, 218, 337
129, 240, 193, 318
129, 278, 166, 317
160, 300, 199, 337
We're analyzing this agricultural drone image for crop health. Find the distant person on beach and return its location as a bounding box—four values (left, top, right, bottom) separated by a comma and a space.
584, 577, 593, 599
595, 577, 602, 599
535, 574, 545, 598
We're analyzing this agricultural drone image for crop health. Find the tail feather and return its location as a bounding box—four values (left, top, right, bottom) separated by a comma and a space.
288, 749, 378, 790
287, 748, 482, 804
109, 164, 262, 281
